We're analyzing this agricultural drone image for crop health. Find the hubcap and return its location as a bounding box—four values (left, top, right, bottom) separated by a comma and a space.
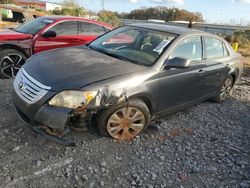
107, 107, 145, 140
220, 78, 233, 100
0, 54, 25, 78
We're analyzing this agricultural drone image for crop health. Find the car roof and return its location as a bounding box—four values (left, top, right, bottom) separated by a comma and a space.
42, 16, 113, 29
129, 23, 207, 35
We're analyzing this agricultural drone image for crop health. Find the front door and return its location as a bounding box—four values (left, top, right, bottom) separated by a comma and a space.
157, 36, 207, 113
34, 21, 80, 53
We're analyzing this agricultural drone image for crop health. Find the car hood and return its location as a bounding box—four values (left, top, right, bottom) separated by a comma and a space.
0, 28, 32, 40
24, 46, 146, 91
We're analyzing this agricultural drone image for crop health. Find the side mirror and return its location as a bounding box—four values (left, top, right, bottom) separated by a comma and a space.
164, 57, 191, 69
41, 30, 57, 38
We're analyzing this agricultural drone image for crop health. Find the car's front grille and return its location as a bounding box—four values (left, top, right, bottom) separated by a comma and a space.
14, 68, 51, 104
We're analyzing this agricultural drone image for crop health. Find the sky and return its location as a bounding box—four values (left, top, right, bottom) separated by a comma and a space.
75, 0, 250, 25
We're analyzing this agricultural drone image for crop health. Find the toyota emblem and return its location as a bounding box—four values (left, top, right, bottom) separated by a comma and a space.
18, 81, 26, 91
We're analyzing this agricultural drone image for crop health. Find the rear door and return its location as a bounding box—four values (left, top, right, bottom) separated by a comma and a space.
34, 20, 79, 53
77, 21, 110, 44
203, 36, 230, 95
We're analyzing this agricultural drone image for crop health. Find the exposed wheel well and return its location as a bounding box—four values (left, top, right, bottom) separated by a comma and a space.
0, 44, 29, 57
94, 95, 153, 122
231, 73, 236, 84
129, 95, 152, 114
230, 69, 239, 85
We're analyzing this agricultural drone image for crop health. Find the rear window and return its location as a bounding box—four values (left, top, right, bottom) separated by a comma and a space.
78, 21, 107, 35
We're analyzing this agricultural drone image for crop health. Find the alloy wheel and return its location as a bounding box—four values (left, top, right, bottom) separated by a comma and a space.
220, 78, 233, 100
107, 107, 145, 140
0, 54, 25, 78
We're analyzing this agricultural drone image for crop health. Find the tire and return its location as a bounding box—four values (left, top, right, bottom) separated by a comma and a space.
97, 99, 151, 140
0, 49, 27, 79
211, 75, 234, 103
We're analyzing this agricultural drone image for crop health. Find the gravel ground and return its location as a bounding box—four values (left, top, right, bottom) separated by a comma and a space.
0, 68, 249, 188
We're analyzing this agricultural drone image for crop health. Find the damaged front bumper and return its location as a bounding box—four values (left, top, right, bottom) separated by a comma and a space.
14, 104, 76, 146
13, 90, 91, 146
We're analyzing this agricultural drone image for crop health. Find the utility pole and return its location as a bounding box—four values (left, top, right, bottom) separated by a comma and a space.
172, 9, 176, 21
101, 0, 104, 11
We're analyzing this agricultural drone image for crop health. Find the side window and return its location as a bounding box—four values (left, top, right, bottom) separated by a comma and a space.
1, 9, 25, 23
170, 36, 202, 61
78, 22, 106, 35
48, 21, 77, 36
205, 37, 224, 58
223, 43, 230, 56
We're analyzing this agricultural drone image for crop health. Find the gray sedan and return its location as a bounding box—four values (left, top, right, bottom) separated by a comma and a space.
13, 23, 243, 146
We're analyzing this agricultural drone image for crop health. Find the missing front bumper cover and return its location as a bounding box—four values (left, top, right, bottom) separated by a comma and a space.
14, 104, 86, 146
33, 105, 72, 130
33, 126, 75, 146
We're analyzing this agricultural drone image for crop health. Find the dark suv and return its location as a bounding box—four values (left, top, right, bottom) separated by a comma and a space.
13, 24, 243, 146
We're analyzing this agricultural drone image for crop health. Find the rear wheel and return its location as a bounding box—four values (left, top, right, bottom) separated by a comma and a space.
211, 75, 234, 103
0, 49, 27, 79
97, 99, 150, 140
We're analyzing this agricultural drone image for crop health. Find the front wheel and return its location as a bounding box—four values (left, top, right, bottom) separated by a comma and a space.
97, 99, 150, 140
211, 75, 234, 103
0, 49, 27, 79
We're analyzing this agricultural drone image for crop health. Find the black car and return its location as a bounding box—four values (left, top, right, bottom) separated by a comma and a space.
13, 24, 243, 146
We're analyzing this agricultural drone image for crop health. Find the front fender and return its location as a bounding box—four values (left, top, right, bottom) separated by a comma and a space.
0, 39, 33, 57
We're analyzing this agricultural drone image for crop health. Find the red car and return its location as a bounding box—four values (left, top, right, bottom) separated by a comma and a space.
0, 16, 113, 78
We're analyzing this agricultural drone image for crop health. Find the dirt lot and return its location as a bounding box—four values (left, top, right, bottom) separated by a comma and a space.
0, 68, 249, 188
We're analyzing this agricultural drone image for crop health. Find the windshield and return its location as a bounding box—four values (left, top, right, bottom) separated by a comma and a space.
89, 26, 177, 66
15, 17, 55, 35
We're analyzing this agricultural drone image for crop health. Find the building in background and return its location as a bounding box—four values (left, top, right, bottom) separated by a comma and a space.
13, 0, 63, 11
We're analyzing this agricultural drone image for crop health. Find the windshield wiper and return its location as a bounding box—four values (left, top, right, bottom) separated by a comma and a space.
102, 50, 128, 61
88, 46, 143, 65
90, 46, 125, 60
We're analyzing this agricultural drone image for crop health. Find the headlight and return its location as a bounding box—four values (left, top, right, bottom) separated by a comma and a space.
49, 90, 97, 108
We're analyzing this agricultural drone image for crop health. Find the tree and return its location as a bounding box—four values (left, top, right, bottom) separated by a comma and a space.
51, 7, 85, 16
63, 0, 78, 8
119, 6, 204, 22
222, 30, 250, 48
74, 7, 84, 17
98, 10, 120, 27
50, 0, 85, 17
